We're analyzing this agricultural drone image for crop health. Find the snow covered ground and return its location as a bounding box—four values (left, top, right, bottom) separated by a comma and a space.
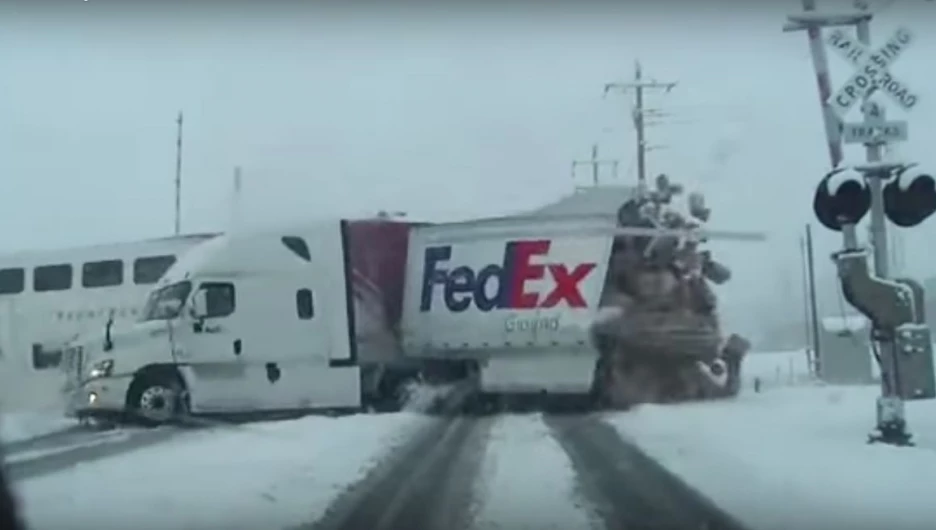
13, 412, 432, 530
1, 411, 77, 445
608, 383, 936, 530
740, 349, 812, 391
0, 381, 448, 447
9, 351, 936, 530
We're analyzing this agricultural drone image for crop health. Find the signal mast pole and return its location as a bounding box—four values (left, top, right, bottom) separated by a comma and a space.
604, 61, 677, 189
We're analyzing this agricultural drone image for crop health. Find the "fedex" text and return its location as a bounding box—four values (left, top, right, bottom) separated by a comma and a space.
418, 240, 597, 313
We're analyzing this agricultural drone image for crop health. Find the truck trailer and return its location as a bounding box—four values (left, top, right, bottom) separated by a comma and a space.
63, 182, 760, 423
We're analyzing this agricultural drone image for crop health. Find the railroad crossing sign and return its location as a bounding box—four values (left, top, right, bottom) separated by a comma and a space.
841, 120, 907, 145
826, 26, 919, 121
841, 97, 909, 146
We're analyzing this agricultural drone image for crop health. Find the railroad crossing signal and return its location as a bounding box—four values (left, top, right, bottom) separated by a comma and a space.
825, 26, 919, 121
813, 167, 871, 231
883, 164, 936, 228
813, 163, 936, 231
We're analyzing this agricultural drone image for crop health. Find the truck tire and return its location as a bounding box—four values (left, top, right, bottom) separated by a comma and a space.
369, 370, 418, 413
126, 369, 187, 426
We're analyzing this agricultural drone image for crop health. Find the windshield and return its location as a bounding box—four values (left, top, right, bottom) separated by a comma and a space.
139, 281, 192, 322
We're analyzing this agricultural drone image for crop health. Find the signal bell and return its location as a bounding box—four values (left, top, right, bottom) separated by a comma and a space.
883, 164, 936, 228
813, 167, 871, 232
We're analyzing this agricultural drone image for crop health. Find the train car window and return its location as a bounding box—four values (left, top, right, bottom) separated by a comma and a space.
133, 255, 176, 285
296, 288, 314, 319
81, 259, 124, 288
0, 268, 25, 295
31, 344, 62, 370
33, 264, 72, 292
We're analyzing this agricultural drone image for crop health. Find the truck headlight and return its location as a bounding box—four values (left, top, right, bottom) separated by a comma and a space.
88, 359, 114, 379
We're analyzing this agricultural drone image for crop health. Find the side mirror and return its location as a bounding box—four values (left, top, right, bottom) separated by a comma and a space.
189, 289, 208, 320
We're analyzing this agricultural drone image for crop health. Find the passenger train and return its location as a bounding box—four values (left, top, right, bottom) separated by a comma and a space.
0, 233, 217, 411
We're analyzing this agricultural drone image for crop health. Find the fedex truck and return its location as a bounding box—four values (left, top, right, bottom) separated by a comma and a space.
62, 197, 759, 424
62, 214, 616, 423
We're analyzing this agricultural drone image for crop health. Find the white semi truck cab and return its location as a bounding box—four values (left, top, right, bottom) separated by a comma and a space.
64, 219, 416, 423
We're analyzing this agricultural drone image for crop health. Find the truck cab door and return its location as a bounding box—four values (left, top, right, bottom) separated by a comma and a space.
177, 281, 253, 414
233, 280, 338, 412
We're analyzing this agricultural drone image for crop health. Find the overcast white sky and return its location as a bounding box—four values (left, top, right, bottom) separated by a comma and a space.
2, 0, 935, 337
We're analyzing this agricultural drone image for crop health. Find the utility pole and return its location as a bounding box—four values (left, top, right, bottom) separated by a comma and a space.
174, 111, 184, 236
799, 233, 815, 370
604, 61, 677, 189
571, 144, 619, 186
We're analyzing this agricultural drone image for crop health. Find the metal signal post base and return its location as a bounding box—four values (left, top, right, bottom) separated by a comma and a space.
834, 223, 918, 448
868, 394, 913, 446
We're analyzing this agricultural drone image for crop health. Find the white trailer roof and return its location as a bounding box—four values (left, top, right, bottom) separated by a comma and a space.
524, 185, 639, 218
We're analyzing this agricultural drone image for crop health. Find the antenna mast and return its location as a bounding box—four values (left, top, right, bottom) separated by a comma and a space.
571, 144, 620, 186
604, 61, 677, 187
174, 111, 184, 236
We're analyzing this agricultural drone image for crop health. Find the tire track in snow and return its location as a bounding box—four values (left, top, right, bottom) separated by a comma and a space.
5, 426, 188, 482
4, 430, 135, 465
306, 415, 492, 530
2, 424, 90, 455
544, 413, 751, 530
469, 413, 602, 530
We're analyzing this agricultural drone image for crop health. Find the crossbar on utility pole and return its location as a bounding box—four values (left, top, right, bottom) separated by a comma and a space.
571, 144, 620, 186
603, 61, 676, 191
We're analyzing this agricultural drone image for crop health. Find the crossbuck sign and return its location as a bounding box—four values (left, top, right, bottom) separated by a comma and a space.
826, 27, 919, 121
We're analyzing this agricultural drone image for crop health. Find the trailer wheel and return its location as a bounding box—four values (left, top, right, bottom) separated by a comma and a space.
126, 369, 187, 426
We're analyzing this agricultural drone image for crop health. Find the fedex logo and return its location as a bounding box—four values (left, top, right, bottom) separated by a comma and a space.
419, 240, 597, 313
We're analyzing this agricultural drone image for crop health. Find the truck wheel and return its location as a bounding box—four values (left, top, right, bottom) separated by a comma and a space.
127, 371, 187, 426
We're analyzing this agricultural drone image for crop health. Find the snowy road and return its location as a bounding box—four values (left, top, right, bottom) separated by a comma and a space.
4, 411, 745, 530
6, 354, 936, 529
308, 415, 492, 530
309, 413, 746, 530
545, 414, 747, 530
